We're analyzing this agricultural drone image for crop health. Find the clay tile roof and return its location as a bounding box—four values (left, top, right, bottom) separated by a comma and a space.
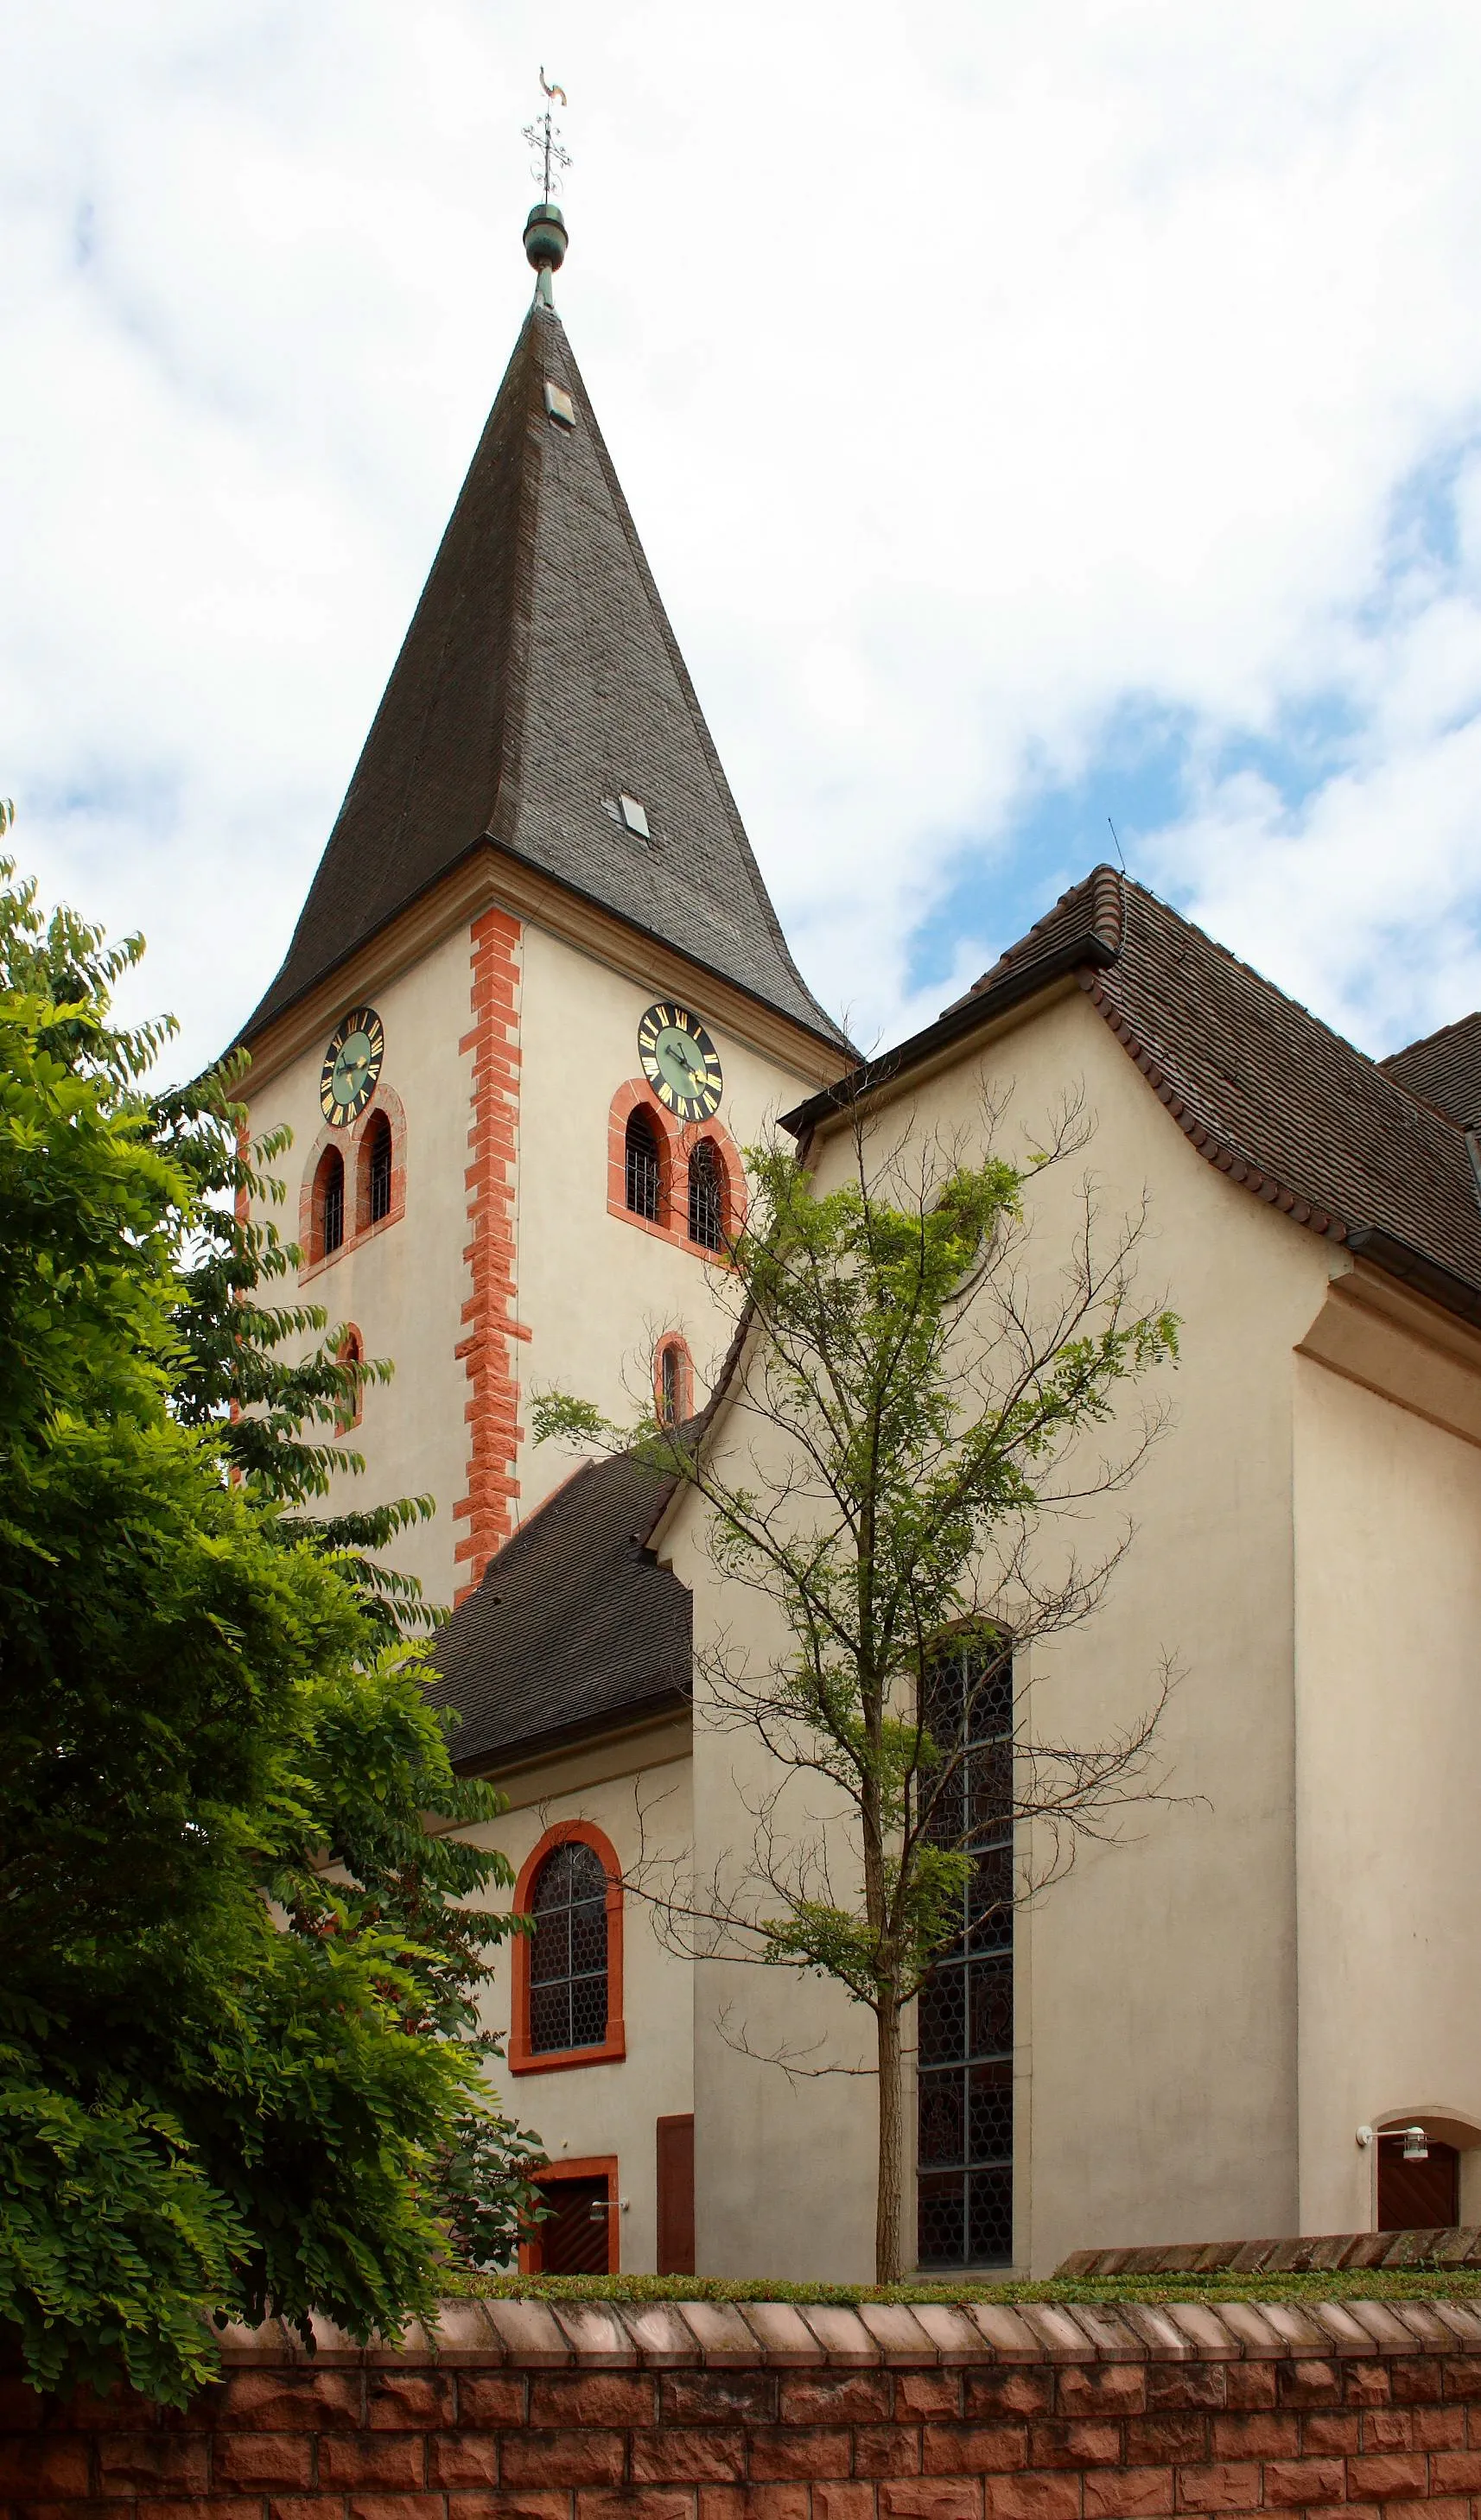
1380, 1009, 1481, 1129
941, 861, 1125, 1012
785, 865, 1481, 1326
423, 1449, 690, 1772
242, 296, 842, 1051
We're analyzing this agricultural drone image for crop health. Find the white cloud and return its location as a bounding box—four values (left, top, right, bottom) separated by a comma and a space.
5, 0, 1481, 1076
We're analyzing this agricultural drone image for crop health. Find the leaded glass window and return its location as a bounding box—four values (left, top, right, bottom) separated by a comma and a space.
528, 1840, 610, 2054
916, 1639, 1014, 2269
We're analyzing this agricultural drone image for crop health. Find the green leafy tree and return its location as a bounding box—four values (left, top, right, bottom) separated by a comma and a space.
0, 839, 537, 2404
536, 1100, 1179, 2282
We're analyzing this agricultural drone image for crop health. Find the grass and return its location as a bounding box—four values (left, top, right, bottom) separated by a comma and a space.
455, 2268, 1481, 2309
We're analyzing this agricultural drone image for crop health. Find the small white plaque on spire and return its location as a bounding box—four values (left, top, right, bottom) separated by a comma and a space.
543, 381, 576, 428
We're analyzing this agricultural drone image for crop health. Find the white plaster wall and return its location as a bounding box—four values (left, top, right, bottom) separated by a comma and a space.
245, 899, 823, 1605
513, 919, 815, 1520
454, 1748, 694, 2275
245, 919, 479, 1607
667, 985, 1338, 2279
1292, 1356, 1481, 2233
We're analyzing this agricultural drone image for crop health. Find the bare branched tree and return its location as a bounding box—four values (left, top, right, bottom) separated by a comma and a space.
534, 1086, 1182, 2281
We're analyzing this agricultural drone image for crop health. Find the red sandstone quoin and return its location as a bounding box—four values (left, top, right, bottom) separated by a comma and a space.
6, 2289, 1481, 2518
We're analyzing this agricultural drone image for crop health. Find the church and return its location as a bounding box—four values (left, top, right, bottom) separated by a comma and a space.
236, 198, 1481, 2283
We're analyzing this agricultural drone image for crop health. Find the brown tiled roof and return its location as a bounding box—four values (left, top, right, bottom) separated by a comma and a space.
785, 867, 1481, 1326
1380, 1009, 1481, 1129
242, 295, 842, 1048
423, 1449, 690, 1772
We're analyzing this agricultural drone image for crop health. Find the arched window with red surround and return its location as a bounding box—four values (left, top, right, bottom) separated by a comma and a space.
314, 1145, 346, 1260
334, 1325, 364, 1436
625, 1106, 664, 1222
687, 1139, 725, 1252
362, 1110, 393, 1227
656, 1333, 694, 1428
509, 1822, 625, 2076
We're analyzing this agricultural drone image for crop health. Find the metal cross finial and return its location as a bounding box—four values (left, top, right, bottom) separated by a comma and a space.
523, 67, 571, 202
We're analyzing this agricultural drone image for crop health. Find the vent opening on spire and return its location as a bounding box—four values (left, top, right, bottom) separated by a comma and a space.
603, 794, 652, 840
543, 380, 575, 428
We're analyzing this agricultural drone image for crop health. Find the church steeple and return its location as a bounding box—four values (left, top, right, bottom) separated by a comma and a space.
244, 204, 842, 1049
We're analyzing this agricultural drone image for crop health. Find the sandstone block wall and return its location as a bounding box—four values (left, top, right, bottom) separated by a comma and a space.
4, 2294, 1481, 2519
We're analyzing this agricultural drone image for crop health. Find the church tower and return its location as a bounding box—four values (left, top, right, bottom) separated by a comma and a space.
237, 199, 845, 1605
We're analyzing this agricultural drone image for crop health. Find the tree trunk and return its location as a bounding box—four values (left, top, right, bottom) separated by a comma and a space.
874, 2000, 904, 2282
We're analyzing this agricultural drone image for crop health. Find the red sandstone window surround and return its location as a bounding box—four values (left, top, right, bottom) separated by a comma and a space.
509, 1820, 625, 2077
297, 1084, 408, 1281
334, 1325, 365, 1436
655, 1333, 695, 1426
607, 1078, 745, 1259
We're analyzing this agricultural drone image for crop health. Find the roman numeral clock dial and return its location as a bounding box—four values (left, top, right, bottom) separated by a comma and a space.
320, 1005, 385, 1126
637, 1001, 723, 1122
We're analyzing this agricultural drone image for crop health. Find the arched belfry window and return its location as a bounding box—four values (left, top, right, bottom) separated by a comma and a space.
626, 1107, 663, 1222
315, 1146, 346, 1259
363, 1111, 392, 1225
529, 1840, 610, 2054
688, 1140, 724, 1251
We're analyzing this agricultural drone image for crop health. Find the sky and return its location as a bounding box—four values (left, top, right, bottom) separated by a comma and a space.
4, 0, 1481, 1084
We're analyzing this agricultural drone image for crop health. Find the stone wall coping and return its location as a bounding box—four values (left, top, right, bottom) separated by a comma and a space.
1060, 2225, 1481, 2277
201, 2294, 1481, 2372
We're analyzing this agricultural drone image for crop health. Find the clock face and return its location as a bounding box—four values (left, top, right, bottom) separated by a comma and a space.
320, 1005, 385, 1127
638, 1000, 723, 1122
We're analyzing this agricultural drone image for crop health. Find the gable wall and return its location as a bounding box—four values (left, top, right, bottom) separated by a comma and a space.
1292, 1342, 1481, 2231
666, 983, 1338, 2278
453, 1723, 695, 2276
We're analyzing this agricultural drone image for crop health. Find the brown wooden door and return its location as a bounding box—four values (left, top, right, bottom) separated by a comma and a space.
1378, 2137, 1459, 2231
656, 2114, 696, 2276
531, 2175, 612, 2274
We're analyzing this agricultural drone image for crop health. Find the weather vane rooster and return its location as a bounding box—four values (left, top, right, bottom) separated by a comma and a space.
524, 68, 571, 205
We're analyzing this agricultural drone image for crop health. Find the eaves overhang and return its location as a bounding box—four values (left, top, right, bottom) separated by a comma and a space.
448, 1679, 692, 1782
234, 834, 849, 1078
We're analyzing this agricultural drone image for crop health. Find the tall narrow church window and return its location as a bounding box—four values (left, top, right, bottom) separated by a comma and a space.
626, 1108, 663, 1222
365, 1111, 393, 1223
656, 1335, 693, 1427
688, 1140, 724, 1251
316, 1146, 346, 1258
915, 1637, 1014, 2269
528, 1840, 610, 2054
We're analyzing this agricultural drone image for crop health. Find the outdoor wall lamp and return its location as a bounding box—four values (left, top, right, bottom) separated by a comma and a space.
1356, 2123, 1428, 2158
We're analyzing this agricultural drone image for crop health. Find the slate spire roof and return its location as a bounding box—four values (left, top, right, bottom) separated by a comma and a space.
243, 290, 842, 1046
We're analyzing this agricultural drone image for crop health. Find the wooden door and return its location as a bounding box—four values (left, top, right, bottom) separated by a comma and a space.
656, 2114, 696, 2276
529, 2174, 613, 2274
1378, 2137, 1459, 2231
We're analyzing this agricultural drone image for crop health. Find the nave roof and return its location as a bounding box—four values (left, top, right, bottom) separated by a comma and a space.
785, 866, 1481, 1330
424, 1449, 689, 1774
